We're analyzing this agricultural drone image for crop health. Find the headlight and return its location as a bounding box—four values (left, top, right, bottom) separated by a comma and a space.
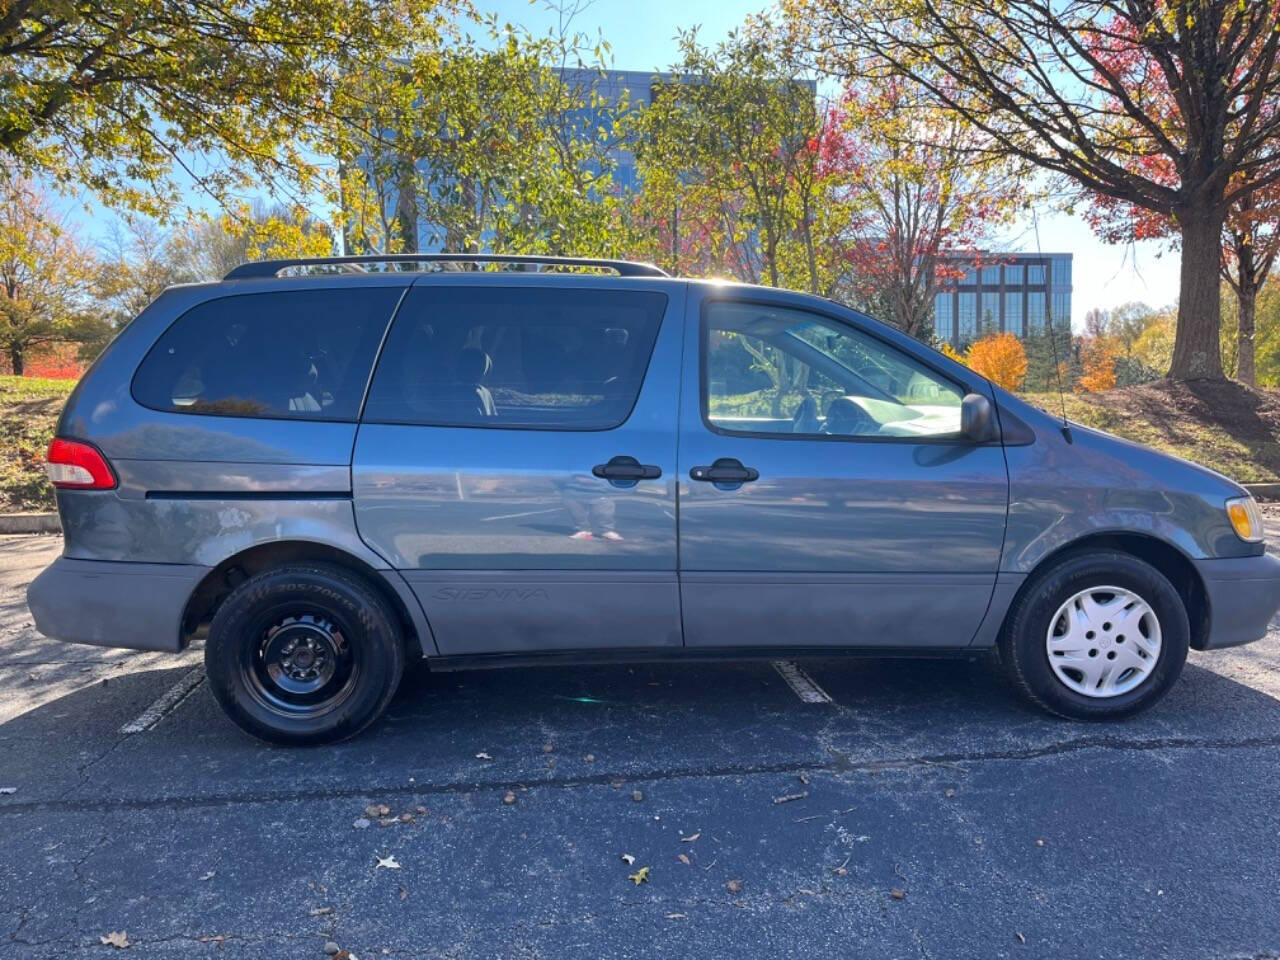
1226, 495, 1264, 543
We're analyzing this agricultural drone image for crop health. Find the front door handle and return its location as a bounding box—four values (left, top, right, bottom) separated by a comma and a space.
689, 458, 759, 485
592, 455, 662, 486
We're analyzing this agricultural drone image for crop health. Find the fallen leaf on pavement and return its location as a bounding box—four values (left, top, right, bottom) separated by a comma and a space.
773, 792, 808, 805
632, 790, 644, 802
198, 935, 226, 946
309, 906, 333, 916
100, 930, 130, 949
677, 854, 691, 866
375, 855, 401, 870
680, 833, 700, 842
628, 866, 650, 885
1016, 932, 1027, 944
475, 752, 493, 761
198, 871, 215, 882
620, 853, 635, 865
503, 792, 516, 805
891, 888, 906, 900
666, 913, 686, 920
726, 879, 743, 894
365, 804, 389, 818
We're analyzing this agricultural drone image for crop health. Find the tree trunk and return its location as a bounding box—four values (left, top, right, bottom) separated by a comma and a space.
394, 154, 418, 254
1236, 284, 1257, 386
1168, 205, 1227, 380
9, 346, 23, 376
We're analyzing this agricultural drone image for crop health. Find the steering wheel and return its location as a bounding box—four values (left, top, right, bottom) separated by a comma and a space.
791, 394, 821, 433
821, 396, 877, 436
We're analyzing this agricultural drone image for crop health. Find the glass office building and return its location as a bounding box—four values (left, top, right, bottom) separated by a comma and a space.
933, 253, 1072, 346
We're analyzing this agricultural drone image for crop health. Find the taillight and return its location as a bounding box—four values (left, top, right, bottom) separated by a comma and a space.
45, 438, 117, 490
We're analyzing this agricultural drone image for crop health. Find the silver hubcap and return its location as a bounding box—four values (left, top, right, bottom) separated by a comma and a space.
1046, 586, 1161, 698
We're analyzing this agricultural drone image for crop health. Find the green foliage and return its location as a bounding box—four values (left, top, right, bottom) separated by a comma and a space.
1022, 329, 1077, 393
626, 22, 844, 294
1, 0, 456, 216
342, 18, 630, 258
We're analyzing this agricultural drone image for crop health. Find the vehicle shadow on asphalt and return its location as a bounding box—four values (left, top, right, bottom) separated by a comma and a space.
3, 652, 1277, 810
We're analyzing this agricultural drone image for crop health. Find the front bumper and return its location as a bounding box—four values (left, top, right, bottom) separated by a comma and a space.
26, 557, 209, 653
1195, 552, 1280, 650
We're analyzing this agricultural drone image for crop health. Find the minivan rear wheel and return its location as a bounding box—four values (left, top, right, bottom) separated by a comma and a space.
205, 563, 405, 744
998, 550, 1189, 721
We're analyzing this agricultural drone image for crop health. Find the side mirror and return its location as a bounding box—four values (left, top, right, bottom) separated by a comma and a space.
961, 393, 998, 443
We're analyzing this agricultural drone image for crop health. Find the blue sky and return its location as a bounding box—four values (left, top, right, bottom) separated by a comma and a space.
70, 0, 1182, 329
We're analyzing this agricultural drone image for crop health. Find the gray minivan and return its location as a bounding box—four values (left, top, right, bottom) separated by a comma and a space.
26, 255, 1280, 744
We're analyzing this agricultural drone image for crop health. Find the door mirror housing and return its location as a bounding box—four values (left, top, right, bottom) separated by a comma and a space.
961, 393, 998, 443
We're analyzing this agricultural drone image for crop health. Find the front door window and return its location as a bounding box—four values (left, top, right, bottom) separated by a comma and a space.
703, 301, 964, 440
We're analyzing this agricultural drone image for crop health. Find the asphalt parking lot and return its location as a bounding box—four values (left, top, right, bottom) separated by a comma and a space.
2, 532, 1279, 959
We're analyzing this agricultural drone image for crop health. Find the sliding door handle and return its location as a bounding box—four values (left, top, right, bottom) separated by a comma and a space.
689, 458, 759, 485
593, 455, 662, 486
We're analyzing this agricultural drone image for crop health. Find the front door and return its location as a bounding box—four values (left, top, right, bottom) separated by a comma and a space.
353, 276, 685, 656
677, 290, 1009, 650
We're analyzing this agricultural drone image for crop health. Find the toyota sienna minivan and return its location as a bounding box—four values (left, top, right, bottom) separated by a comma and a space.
27, 254, 1280, 744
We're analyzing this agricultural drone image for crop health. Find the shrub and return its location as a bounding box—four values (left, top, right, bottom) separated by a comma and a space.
964, 332, 1027, 391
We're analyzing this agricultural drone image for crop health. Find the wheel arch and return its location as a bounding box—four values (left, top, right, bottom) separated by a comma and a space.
180, 540, 434, 657
1000, 532, 1210, 650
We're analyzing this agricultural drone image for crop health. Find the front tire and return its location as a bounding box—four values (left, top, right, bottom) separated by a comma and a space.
205, 563, 405, 745
998, 550, 1189, 721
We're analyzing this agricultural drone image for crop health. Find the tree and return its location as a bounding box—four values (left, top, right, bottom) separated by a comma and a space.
0, 179, 103, 374
1, 0, 454, 216
341, 20, 630, 259
826, 80, 1023, 339
628, 24, 850, 295
794, 0, 1280, 381
1078, 338, 1120, 393
1090, 171, 1280, 386
172, 203, 334, 281
965, 332, 1027, 391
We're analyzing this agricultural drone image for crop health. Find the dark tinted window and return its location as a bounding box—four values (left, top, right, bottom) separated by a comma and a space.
132, 288, 401, 421
363, 286, 667, 429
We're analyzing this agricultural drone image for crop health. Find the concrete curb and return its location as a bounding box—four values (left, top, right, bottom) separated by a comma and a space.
0, 513, 60, 534
1243, 483, 1280, 501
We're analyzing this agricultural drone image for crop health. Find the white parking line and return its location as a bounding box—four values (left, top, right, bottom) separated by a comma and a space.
119, 668, 205, 734
772, 661, 834, 704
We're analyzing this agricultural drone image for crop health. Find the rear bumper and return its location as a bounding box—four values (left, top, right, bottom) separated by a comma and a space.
26, 557, 209, 653
1195, 553, 1280, 650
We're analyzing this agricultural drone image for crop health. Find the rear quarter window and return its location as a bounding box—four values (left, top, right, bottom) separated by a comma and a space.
131, 288, 402, 421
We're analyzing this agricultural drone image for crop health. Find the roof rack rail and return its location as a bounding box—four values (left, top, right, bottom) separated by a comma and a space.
223, 254, 670, 280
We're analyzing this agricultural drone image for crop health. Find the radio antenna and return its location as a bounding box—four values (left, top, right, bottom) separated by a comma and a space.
1033, 208, 1073, 443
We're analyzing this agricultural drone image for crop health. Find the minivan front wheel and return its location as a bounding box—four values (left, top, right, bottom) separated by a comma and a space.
205, 564, 405, 744
999, 550, 1189, 721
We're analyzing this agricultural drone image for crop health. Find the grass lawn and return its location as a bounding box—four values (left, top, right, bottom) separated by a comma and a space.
0, 375, 76, 512
1022, 379, 1280, 484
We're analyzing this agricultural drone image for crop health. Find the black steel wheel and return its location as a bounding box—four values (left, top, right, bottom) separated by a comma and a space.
205, 563, 405, 744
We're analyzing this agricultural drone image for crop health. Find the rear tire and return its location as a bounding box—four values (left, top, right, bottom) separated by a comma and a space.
205, 563, 405, 745
998, 550, 1189, 721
